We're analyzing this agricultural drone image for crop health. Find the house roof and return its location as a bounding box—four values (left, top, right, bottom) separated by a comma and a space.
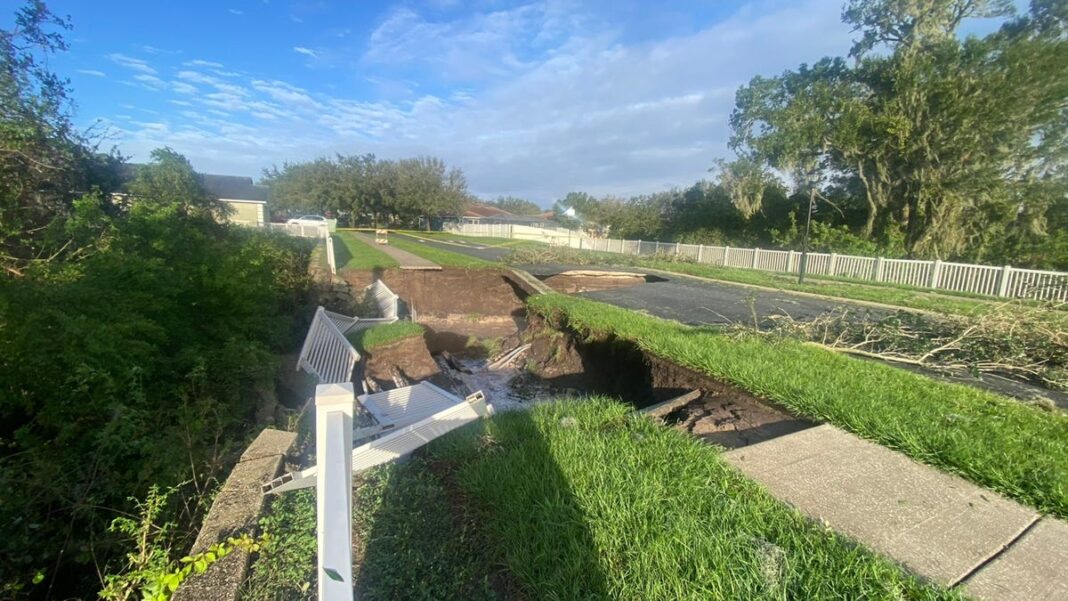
198, 173, 269, 202
464, 204, 515, 218
119, 164, 269, 202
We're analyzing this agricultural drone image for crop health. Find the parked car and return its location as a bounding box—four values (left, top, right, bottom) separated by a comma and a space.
286, 215, 327, 226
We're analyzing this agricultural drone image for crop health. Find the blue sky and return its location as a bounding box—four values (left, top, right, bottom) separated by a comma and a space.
18, 0, 1007, 204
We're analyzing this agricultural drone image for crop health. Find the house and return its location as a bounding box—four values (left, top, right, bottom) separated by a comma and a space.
460, 203, 553, 227
198, 174, 270, 226
116, 165, 270, 226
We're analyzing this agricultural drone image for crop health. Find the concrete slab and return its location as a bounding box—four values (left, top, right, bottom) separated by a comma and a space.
723, 424, 1039, 586
962, 517, 1068, 601
174, 428, 296, 601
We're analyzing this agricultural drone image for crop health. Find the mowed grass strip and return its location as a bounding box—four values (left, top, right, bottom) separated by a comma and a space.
334, 231, 399, 270
387, 234, 495, 267
346, 321, 425, 352
528, 293, 1068, 519
426, 398, 961, 600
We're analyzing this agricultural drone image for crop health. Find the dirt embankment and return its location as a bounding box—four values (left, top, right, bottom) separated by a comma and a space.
343, 267, 531, 354
362, 334, 446, 391
524, 314, 814, 448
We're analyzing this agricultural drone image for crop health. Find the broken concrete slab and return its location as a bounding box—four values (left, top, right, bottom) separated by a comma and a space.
723, 424, 1038, 587
962, 517, 1068, 601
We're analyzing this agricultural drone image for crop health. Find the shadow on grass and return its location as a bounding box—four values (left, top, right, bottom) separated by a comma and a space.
332, 235, 353, 268
355, 410, 611, 600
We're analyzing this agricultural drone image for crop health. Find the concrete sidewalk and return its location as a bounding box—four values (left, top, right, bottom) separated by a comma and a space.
723, 425, 1068, 601
352, 232, 441, 270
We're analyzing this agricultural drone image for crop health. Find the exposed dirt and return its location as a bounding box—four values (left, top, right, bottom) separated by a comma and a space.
361, 334, 447, 391
541, 270, 663, 293
341, 267, 527, 318
525, 315, 813, 449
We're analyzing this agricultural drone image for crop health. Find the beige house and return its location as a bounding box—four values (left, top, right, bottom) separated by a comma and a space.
199, 174, 270, 226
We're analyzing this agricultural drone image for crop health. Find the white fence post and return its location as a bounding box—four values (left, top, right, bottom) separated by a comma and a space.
787, 250, 796, 273
675, 242, 680, 256
996, 265, 1013, 297
723, 246, 731, 267
697, 244, 704, 263
928, 259, 943, 289
752, 248, 761, 269
828, 253, 838, 276
316, 382, 354, 601
636, 240, 642, 255
873, 256, 884, 281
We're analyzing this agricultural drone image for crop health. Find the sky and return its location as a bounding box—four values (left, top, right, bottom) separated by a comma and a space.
13, 1, 877, 204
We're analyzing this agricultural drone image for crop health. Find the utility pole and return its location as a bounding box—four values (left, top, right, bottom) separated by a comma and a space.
798, 188, 816, 285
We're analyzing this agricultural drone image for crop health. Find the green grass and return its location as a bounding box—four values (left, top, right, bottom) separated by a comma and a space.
334, 232, 399, 270
529, 293, 1068, 519
244, 461, 495, 601
345, 321, 425, 352
402, 230, 543, 249
386, 234, 495, 267
248, 398, 961, 599
505, 245, 1068, 321
425, 399, 960, 598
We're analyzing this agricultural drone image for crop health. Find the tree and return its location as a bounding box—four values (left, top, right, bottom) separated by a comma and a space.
488, 196, 543, 215
0, 1, 120, 276
730, 0, 1068, 259
127, 148, 224, 221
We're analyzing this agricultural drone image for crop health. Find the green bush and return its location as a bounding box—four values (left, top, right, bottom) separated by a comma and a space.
0, 191, 313, 596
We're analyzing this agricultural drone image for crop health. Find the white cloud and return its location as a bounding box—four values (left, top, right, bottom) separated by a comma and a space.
133, 74, 167, 89
106, 53, 157, 75
184, 59, 224, 68
228, 8, 244, 15
172, 81, 198, 95
77, 69, 106, 77
98, 0, 855, 199
293, 46, 318, 58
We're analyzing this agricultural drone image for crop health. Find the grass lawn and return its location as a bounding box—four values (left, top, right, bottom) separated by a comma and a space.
246, 398, 960, 600
386, 234, 495, 268
345, 321, 425, 352
401, 230, 544, 249
504, 246, 1067, 321
334, 232, 399, 270
529, 293, 1068, 520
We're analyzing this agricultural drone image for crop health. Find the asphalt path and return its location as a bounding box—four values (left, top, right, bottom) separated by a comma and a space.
394, 233, 887, 326
394, 233, 1066, 405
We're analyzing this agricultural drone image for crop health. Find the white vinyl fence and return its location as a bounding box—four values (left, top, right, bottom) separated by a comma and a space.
446, 223, 1068, 302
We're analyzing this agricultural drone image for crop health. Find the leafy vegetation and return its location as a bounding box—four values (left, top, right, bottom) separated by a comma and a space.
546, 1, 1068, 270
102, 484, 268, 601
0, 147, 314, 597
346, 321, 425, 352
0, 11, 313, 592
263, 155, 469, 228
528, 294, 1068, 519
